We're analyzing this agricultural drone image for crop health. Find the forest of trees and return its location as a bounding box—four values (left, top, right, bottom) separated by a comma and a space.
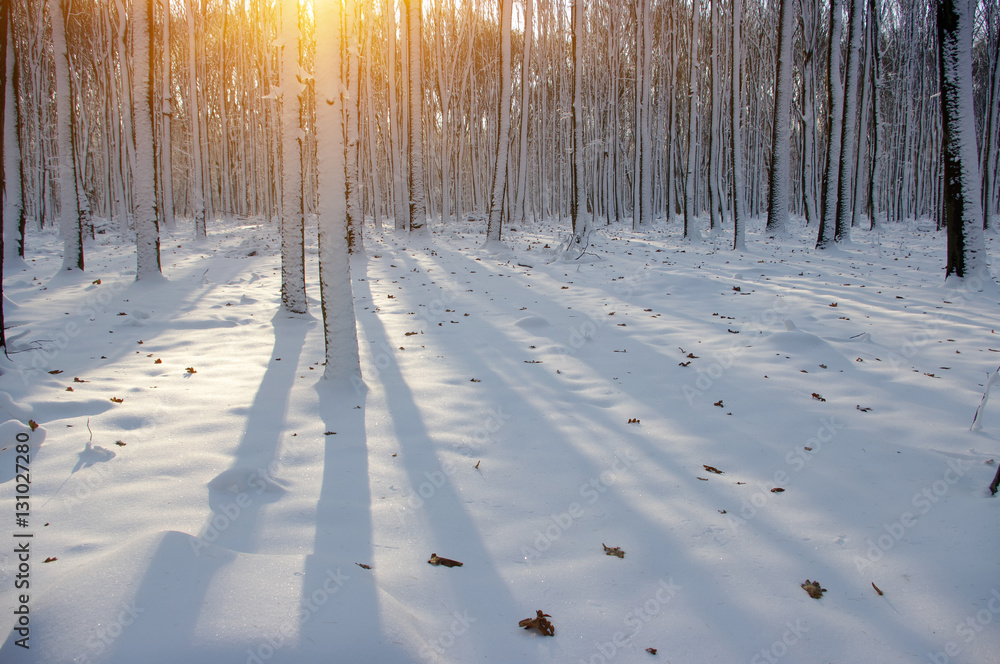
1, 0, 998, 268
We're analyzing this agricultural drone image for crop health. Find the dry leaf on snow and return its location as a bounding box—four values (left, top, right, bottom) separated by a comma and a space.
518, 610, 555, 636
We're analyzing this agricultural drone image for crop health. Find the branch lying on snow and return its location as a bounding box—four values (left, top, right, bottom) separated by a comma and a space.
971, 365, 1000, 432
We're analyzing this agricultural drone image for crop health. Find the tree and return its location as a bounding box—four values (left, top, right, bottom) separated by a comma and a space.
405, 0, 427, 232
486, 0, 513, 244
937, 0, 990, 280
345, 0, 364, 252
833, 0, 865, 244
570, 0, 590, 246
764, 0, 794, 236
683, 0, 700, 238
279, 0, 306, 313
186, 0, 207, 239
159, 0, 175, 230
730, 0, 747, 250
51, 0, 83, 271
633, 0, 652, 229
817, 0, 844, 249
0, 0, 7, 357
315, 0, 361, 380
133, 0, 162, 280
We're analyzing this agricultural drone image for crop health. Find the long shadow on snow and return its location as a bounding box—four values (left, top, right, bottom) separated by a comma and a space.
78, 310, 311, 660
352, 265, 542, 663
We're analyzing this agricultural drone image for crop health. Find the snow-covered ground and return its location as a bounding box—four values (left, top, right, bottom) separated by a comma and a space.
1, 215, 998, 664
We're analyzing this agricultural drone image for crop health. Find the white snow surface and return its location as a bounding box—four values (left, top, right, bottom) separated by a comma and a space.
1, 216, 999, 664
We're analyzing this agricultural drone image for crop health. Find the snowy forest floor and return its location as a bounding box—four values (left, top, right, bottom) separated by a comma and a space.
1, 214, 999, 664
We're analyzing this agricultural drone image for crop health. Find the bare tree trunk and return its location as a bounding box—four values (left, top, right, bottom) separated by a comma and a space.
280, 0, 306, 312
133, 0, 161, 280
512, 0, 533, 228
764, 0, 794, 236
834, 0, 865, 243
50, 0, 83, 271
817, 0, 845, 248
345, 0, 364, 252
937, 0, 989, 280
708, 0, 721, 231
405, 0, 426, 232
186, 0, 206, 238
487, 0, 513, 243
159, 0, 175, 230
315, 0, 361, 380
683, 0, 700, 238
570, 0, 589, 242
731, 0, 747, 250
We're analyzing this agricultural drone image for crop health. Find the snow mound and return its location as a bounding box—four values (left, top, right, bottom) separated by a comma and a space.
513, 315, 550, 330
752, 323, 854, 371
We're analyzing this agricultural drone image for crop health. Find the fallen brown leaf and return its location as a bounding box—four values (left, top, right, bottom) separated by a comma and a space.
602, 543, 625, 559
428, 553, 463, 568
802, 579, 826, 598
518, 610, 555, 636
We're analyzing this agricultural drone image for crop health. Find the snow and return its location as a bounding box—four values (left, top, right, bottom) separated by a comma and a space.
1, 215, 999, 663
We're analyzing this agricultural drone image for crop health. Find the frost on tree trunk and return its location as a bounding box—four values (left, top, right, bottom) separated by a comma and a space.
186, 0, 206, 239
512, 0, 533, 229
0, 0, 7, 356
817, 0, 844, 249
51, 0, 83, 271
4, 17, 23, 260
937, 0, 990, 281
833, 0, 864, 244
569, 0, 589, 247
387, 0, 407, 232
279, 0, 306, 313
133, 0, 162, 281
345, 0, 364, 253
633, 0, 652, 229
683, 0, 700, 239
159, 0, 175, 230
486, 0, 513, 245
405, 0, 427, 233
730, 0, 747, 251
315, 0, 361, 380
708, 0, 722, 231
764, 0, 794, 236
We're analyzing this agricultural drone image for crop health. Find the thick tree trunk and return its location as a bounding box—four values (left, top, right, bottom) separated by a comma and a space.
315, 0, 361, 380
159, 0, 175, 230
764, 0, 794, 235
280, 0, 307, 313
834, 0, 865, 243
731, 0, 747, 250
937, 0, 990, 280
345, 0, 364, 252
571, 0, 588, 242
683, 0, 700, 238
133, 0, 161, 280
817, 0, 845, 248
486, 0, 513, 243
405, 0, 426, 232
51, 0, 83, 271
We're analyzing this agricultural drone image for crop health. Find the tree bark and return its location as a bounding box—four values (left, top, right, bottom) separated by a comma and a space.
486, 0, 513, 243
937, 0, 990, 280
280, 0, 306, 312
764, 0, 794, 235
133, 0, 162, 280
315, 0, 361, 380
